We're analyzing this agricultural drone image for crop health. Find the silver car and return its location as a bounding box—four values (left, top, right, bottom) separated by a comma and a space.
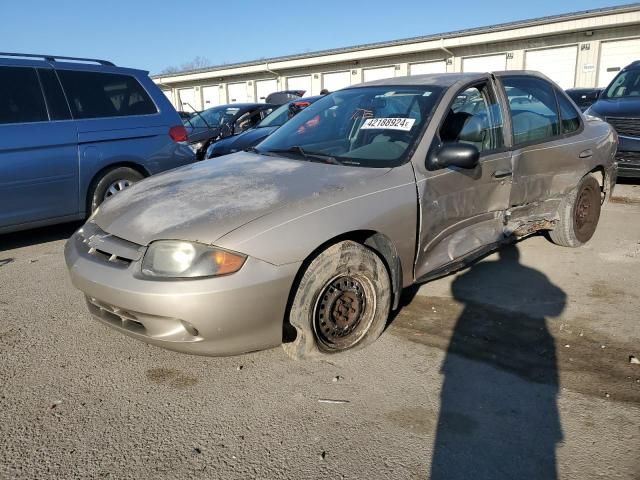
65, 72, 617, 359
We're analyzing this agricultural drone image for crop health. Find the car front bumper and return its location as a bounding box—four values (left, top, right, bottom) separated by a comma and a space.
616, 136, 640, 178
64, 227, 300, 356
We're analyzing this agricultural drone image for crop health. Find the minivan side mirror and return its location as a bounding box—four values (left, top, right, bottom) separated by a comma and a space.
426, 143, 480, 171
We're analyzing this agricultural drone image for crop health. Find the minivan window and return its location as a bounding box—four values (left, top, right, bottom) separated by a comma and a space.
603, 68, 640, 98
503, 77, 560, 145
557, 92, 581, 135
58, 70, 157, 119
0, 66, 48, 125
38, 69, 72, 121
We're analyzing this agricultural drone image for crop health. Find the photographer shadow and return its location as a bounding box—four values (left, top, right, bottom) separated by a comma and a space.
430, 244, 566, 480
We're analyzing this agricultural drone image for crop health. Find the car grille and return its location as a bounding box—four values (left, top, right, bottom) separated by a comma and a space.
76, 222, 144, 267
605, 117, 640, 138
616, 151, 640, 165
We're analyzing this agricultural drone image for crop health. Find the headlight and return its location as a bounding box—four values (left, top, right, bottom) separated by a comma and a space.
141, 241, 246, 278
584, 107, 603, 120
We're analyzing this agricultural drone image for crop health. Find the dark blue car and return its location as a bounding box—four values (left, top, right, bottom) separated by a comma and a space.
0, 52, 194, 234
206, 96, 322, 159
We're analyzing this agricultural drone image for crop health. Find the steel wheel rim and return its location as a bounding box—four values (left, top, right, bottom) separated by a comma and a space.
313, 274, 376, 350
574, 184, 598, 242
104, 179, 133, 200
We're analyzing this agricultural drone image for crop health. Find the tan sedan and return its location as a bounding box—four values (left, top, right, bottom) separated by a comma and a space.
65, 72, 617, 359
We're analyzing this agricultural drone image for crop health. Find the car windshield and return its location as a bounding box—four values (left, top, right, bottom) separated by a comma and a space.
256, 86, 443, 167
256, 103, 293, 128
188, 106, 240, 129
603, 69, 640, 99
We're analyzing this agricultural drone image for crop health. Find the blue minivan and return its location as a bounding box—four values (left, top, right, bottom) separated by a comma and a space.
0, 52, 194, 234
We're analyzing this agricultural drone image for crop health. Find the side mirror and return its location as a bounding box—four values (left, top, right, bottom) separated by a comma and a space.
427, 143, 480, 171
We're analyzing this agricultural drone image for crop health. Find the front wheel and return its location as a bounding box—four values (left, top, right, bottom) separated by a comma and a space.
283, 241, 391, 360
549, 173, 602, 247
88, 167, 144, 214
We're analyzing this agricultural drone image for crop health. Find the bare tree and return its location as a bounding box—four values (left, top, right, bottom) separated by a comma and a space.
160, 56, 212, 74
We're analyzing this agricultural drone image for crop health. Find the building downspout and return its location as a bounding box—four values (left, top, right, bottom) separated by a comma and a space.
439, 38, 455, 59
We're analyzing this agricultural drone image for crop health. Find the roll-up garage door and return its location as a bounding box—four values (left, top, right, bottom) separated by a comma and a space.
363, 66, 396, 82
598, 38, 640, 87
227, 82, 248, 103
177, 87, 196, 112
525, 46, 578, 89
410, 61, 446, 75
287, 75, 312, 95
322, 71, 351, 92
256, 79, 278, 103
202, 85, 221, 108
161, 90, 174, 107
462, 54, 507, 73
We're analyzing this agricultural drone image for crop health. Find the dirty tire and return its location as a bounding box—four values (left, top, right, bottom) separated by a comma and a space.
88, 167, 144, 214
549, 173, 601, 247
283, 241, 391, 360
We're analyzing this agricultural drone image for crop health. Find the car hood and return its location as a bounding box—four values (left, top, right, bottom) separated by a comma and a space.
591, 97, 640, 117
94, 152, 391, 247
211, 127, 278, 155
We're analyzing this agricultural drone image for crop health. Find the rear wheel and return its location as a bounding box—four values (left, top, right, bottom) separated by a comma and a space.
283, 241, 391, 360
88, 167, 144, 214
549, 174, 602, 247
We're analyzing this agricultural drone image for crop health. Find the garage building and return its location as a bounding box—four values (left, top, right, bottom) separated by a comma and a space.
153, 4, 640, 111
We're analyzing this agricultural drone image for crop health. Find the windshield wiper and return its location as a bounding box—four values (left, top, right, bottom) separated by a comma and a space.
264, 146, 343, 165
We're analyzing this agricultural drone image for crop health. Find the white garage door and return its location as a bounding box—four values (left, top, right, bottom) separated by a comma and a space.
462, 54, 507, 73
177, 87, 196, 112
598, 38, 640, 87
287, 75, 312, 95
202, 85, 221, 108
227, 82, 248, 103
161, 90, 174, 107
525, 46, 578, 89
256, 79, 278, 103
363, 66, 396, 82
322, 71, 351, 92
410, 61, 447, 75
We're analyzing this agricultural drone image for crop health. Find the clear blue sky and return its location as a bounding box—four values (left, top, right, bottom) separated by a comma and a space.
1, 0, 631, 74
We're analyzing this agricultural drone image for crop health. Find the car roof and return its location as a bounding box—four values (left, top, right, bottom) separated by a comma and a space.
0, 53, 148, 76
351, 70, 555, 89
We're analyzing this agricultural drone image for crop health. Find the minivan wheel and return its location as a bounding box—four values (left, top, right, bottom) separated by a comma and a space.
88, 167, 144, 214
549, 173, 602, 247
283, 241, 391, 360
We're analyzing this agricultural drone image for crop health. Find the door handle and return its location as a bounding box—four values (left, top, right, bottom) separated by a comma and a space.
492, 169, 512, 179
579, 149, 593, 159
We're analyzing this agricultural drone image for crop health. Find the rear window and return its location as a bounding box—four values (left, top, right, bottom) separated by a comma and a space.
0, 66, 48, 124
58, 70, 157, 119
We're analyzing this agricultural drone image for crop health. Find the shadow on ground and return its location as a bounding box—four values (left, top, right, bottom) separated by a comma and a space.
390, 244, 568, 479
0, 222, 81, 252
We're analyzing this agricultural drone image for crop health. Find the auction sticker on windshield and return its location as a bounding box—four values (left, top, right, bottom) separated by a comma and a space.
360, 118, 416, 131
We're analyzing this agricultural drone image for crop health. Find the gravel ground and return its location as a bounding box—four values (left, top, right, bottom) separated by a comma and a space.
0, 197, 639, 479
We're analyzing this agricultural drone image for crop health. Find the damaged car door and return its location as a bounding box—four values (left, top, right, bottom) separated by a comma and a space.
414, 78, 513, 279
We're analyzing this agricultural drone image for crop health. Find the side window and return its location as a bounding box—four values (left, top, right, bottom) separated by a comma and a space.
234, 111, 262, 132
38, 69, 72, 121
0, 66, 48, 124
58, 70, 157, 119
556, 92, 581, 135
439, 83, 504, 153
502, 77, 560, 145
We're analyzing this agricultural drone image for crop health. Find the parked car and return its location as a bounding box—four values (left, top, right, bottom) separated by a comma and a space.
185, 103, 276, 160
586, 61, 640, 178
65, 72, 616, 359
0, 52, 194, 234
206, 96, 321, 158
265, 90, 305, 105
178, 111, 195, 122
565, 88, 603, 111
